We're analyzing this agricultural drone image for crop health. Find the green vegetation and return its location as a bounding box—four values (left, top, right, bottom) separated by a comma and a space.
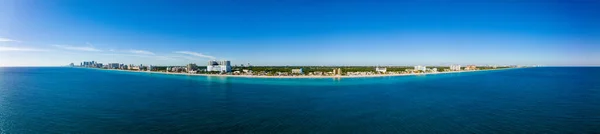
231, 65, 510, 74
153, 66, 168, 72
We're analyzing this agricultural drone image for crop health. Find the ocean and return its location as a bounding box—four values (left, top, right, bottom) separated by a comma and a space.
1, 67, 599, 133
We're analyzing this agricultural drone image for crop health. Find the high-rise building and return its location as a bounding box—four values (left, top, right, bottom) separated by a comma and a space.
450, 65, 461, 71
187, 63, 198, 72
414, 65, 426, 72
81, 61, 102, 68
107, 63, 120, 69
333, 68, 342, 75
147, 65, 153, 71
207, 60, 232, 73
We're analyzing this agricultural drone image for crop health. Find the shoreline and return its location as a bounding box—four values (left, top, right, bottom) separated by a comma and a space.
92, 67, 515, 79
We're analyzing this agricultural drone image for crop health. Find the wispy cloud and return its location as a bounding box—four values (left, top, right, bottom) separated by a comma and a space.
0, 46, 46, 52
52, 45, 101, 52
100, 53, 154, 58
174, 51, 215, 59
0, 37, 20, 43
155, 55, 178, 61
98, 53, 178, 61
128, 50, 155, 55
168, 55, 199, 61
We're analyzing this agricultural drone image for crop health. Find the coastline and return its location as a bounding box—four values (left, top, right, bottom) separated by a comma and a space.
92, 67, 515, 79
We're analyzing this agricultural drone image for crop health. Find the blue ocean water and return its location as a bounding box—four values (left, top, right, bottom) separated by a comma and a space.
1, 67, 599, 133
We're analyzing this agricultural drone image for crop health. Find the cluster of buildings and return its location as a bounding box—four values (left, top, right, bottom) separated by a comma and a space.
167, 66, 187, 72
165, 60, 234, 74
397, 65, 438, 73
228, 64, 478, 77
78, 61, 152, 71
76, 60, 235, 74
81, 61, 103, 68
75, 59, 497, 77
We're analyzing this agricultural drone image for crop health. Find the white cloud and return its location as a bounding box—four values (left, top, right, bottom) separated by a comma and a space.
128, 50, 155, 55
167, 55, 199, 61
0, 37, 19, 43
52, 45, 101, 52
174, 51, 215, 59
155, 56, 178, 61
100, 53, 153, 58
0, 46, 46, 52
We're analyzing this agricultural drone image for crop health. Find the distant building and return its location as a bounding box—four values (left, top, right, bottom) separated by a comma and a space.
450, 65, 461, 71
292, 68, 303, 74
81, 61, 101, 68
127, 64, 141, 70
130, 66, 140, 70
465, 65, 477, 70
333, 68, 342, 75
242, 69, 252, 74
375, 67, 387, 73
69, 63, 75, 67
414, 65, 426, 72
186, 63, 198, 72
167, 66, 185, 72
207, 60, 232, 73
427, 68, 438, 72
107, 63, 120, 69
147, 65, 153, 71
313, 71, 324, 75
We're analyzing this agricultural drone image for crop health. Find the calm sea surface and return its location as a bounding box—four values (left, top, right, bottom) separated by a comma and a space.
1, 67, 599, 133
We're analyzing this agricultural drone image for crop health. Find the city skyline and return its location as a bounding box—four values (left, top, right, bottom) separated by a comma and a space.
1, 0, 599, 66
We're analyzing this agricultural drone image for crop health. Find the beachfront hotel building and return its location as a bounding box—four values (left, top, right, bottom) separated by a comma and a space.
333, 68, 342, 75
450, 65, 461, 71
465, 65, 477, 70
414, 65, 426, 72
375, 67, 387, 73
207, 60, 232, 73
292, 68, 303, 74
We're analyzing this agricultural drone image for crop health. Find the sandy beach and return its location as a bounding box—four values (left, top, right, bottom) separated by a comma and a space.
97, 68, 512, 79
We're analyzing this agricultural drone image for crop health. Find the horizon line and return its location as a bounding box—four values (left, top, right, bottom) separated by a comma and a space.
1, 65, 599, 67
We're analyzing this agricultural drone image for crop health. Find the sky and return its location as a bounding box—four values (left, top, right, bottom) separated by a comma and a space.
1, 0, 599, 66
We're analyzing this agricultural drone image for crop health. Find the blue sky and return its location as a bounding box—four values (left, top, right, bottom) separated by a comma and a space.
1, 0, 598, 66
